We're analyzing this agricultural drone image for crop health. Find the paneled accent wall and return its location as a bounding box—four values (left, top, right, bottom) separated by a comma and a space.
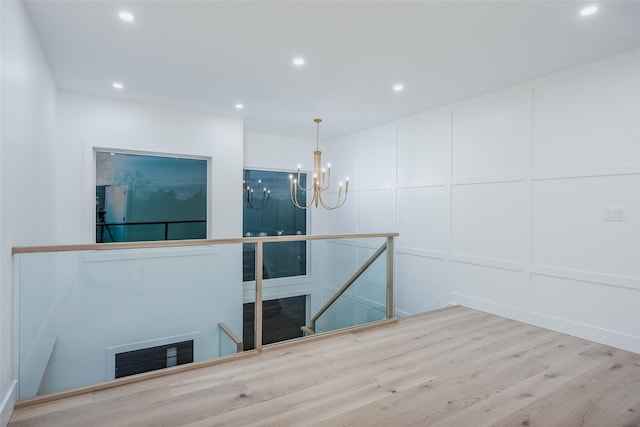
319, 49, 640, 353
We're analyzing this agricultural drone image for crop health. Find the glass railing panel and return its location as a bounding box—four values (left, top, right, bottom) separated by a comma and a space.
16, 233, 396, 400
257, 237, 389, 346
243, 240, 306, 281
17, 243, 247, 399
314, 242, 387, 334
324, 239, 359, 293
247, 239, 313, 349
18, 251, 80, 400
257, 293, 307, 348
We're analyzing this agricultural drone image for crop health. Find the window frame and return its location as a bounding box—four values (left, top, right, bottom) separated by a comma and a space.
241, 167, 312, 284
85, 141, 213, 243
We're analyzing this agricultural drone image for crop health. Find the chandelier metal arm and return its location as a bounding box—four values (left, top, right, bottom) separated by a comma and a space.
295, 168, 315, 193
289, 118, 349, 210
318, 186, 348, 210
290, 180, 316, 209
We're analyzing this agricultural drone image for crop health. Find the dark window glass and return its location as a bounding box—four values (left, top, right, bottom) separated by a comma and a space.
242, 169, 307, 281
96, 152, 207, 242
243, 296, 306, 350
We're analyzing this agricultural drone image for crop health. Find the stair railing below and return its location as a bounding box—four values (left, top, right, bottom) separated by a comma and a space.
303, 236, 394, 335
218, 322, 243, 353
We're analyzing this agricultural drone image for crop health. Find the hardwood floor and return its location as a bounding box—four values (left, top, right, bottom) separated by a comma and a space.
10, 306, 640, 426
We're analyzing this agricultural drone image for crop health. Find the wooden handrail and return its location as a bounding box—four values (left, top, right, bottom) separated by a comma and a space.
218, 322, 243, 353
310, 240, 389, 332
12, 233, 399, 254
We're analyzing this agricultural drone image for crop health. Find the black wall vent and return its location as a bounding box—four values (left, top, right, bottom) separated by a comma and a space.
115, 340, 193, 378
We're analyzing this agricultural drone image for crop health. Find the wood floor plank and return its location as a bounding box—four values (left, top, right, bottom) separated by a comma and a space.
429, 353, 602, 426
492, 351, 640, 427
313, 333, 588, 426
168, 313, 519, 401
9, 306, 639, 427
613, 398, 640, 427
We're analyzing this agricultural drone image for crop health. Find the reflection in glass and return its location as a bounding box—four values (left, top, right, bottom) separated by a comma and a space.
95, 151, 207, 242
243, 169, 307, 281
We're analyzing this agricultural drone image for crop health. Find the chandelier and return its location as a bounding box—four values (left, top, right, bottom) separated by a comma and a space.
243, 171, 270, 210
289, 118, 349, 210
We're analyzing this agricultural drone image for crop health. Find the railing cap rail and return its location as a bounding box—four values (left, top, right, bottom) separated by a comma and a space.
12, 232, 399, 254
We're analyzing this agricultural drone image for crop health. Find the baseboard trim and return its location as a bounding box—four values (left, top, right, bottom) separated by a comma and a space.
451, 294, 640, 354
1, 380, 17, 427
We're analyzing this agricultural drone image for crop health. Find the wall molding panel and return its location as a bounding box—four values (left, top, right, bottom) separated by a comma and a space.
325, 49, 640, 353
450, 254, 524, 272
395, 247, 447, 260
532, 163, 640, 181
451, 176, 525, 186
530, 264, 640, 291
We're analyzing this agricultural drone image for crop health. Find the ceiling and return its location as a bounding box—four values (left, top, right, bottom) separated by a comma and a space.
24, 1, 640, 140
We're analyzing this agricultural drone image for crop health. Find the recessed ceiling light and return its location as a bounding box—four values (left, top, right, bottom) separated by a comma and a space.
235, 103, 244, 109
292, 57, 305, 67
579, 5, 598, 16
393, 84, 404, 92
118, 11, 135, 22
112, 82, 124, 89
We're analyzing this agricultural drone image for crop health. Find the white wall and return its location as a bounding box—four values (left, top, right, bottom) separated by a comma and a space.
57, 91, 243, 242
244, 132, 315, 176
0, 1, 59, 423
322, 49, 640, 353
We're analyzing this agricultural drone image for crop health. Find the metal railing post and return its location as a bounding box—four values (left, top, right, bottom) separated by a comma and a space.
255, 241, 263, 352
386, 236, 394, 319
